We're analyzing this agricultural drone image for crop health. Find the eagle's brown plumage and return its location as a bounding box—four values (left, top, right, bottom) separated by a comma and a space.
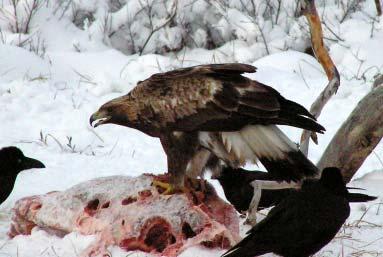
90, 63, 324, 191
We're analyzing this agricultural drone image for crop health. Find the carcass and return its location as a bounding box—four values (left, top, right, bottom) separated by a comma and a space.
9, 174, 240, 257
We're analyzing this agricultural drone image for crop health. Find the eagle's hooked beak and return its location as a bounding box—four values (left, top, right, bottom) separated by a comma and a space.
89, 110, 111, 128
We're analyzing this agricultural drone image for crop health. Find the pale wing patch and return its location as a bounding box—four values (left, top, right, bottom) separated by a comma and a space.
200, 125, 298, 167
220, 131, 256, 164
218, 125, 298, 165
239, 125, 298, 160
198, 132, 243, 167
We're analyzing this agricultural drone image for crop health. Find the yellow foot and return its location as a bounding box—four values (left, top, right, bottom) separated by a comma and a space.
151, 180, 187, 195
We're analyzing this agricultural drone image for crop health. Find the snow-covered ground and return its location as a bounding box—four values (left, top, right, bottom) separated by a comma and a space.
0, 0, 382, 256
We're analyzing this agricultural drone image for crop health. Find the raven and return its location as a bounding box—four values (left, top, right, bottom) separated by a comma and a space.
0, 146, 45, 203
221, 167, 370, 257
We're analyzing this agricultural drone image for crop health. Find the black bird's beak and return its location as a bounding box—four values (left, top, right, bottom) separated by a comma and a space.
89, 110, 111, 128
22, 156, 45, 170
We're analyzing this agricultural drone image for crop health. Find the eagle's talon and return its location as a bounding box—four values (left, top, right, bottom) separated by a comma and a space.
152, 180, 187, 195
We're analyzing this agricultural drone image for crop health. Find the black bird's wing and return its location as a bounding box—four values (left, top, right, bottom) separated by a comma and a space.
222, 193, 303, 257
216, 167, 296, 212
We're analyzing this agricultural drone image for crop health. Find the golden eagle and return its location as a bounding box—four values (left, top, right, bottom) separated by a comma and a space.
90, 63, 324, 193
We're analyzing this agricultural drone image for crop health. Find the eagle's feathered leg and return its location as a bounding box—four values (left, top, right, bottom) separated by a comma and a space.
246, 180, 301, 225
185, 147, 213, 192
156, 132, 200, 194
185, 148, 212, 179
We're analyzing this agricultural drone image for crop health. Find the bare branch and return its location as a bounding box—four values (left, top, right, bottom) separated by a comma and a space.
12, 0, 19, 33
299, 0, 341, 155
322, 20, 344, 42
375, 0, 382, 16
317, 85, 383, 182
237, 0, 270, 54
300, 68, 340, 154
373, 74, 383, 88
275, 0, 282, 24
23, 0, 40, 33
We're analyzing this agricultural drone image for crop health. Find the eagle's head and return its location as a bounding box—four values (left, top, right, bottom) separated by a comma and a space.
90, 95, 136, 128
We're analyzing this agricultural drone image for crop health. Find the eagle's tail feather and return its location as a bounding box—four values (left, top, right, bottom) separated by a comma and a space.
281, 99, 316, 119
240, 82, 325, 133
221, 125, 318, 182
277, 114, 325, 134
278, 99, 325, 133
259, 150, 318, 182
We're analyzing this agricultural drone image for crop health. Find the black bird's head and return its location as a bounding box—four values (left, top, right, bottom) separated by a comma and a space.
0, 147, 45, 204
0, 146, 45, 177
319, 167, 347, 195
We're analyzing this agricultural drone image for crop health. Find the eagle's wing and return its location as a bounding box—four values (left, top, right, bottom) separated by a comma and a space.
132, 63, 323, 133
147, 63, 257, 81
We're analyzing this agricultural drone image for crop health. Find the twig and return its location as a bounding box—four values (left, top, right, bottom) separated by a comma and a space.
322, 20, 345, 42
47, 134, 64, 151
23, 0, 39, 33
375, 0, 382, 16
88, 128, 105, 143
340, 0, 361, 23
139, 0, 177, 55
12, 0, 19, 33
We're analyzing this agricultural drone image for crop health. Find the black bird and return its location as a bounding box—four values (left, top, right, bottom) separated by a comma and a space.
0, 146, 45, 203
221, 167, 370, 257
216, 166, 377, 213
215, 167, 293, 212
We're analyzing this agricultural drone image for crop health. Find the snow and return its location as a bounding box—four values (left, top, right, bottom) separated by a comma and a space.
0, 0, 382, 256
